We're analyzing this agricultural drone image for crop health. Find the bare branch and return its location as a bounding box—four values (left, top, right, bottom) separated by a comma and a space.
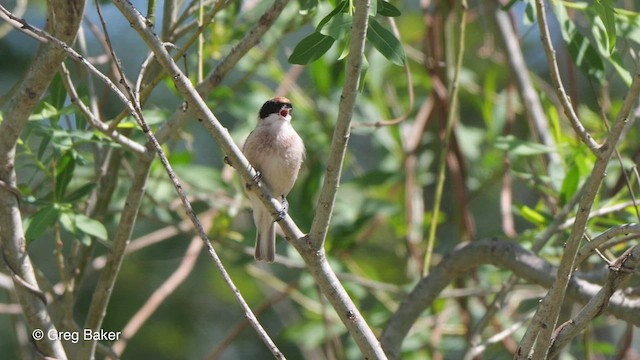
548, 244, 640, 358
111, 236, 204, 356
487, 1, 561, 166
533, 0, 600, 152
380, 239, 640, 359
0, 1, 84, 358
517, 72, 640, 359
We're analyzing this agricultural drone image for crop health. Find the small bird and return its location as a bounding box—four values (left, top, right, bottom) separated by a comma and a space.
242, 97, 305, 262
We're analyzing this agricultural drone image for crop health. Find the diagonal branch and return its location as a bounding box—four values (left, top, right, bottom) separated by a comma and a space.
110, 0, 387, 357
380, 239, 640, 359
534, 0, 600, 152
548, 244, 640, 358
517, 70, 640, 359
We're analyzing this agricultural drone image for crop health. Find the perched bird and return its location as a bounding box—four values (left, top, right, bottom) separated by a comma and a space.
242, 97, 305, 262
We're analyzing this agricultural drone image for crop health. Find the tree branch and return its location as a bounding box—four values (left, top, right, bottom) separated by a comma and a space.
153, 0, 291, 144
308, 0, 371, 249
548, 244, 640, 358
110, 0, 387, 357
533, 0, 600, 152
0, 1, 84, 358
380, 239, 640, 359
517, 71, 640, 359
487, 1, 561, 166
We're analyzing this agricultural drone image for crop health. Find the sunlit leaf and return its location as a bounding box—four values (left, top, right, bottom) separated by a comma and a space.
559, 165, 580, 206
518, 205, 547, 226
495, 135, 555, 156
594, 0, 616, 54
317, 0, 348, 31
554, 3, 605, 81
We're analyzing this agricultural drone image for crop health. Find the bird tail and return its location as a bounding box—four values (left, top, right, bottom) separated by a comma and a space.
254, 209, 276, 262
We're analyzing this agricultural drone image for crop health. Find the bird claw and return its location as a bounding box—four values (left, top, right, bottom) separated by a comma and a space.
245, 170, 261, 190
275, 196, 288, 222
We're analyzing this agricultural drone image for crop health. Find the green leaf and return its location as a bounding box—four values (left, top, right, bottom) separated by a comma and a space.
317, 1, 348, 31
608, 51, 632, 86
288, 31, 335, 65
367, 17, 405, 66
377, 1, 401, 17
322, 13, 353, 40
75, 214, 108, 240
555, 3, 605, 81
559, 165, 580, 206
28, 102, 74, 121
50, 73, 67, 112
495, 135, 555, 156
518, 205, 546, 226
25, 205, 60, 241
64, 182, 96, 203
594, 0, 616, 54
55, 151, 76, 201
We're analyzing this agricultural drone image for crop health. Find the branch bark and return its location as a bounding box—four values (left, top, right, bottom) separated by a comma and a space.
110, 0, 386, 357
380, 239, 640, 359
0, 1, 84, 358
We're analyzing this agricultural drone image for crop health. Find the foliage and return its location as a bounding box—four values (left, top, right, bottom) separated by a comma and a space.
1, 0, 640, 359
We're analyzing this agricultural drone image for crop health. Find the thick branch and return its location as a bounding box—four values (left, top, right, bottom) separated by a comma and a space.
548, 244, 640, 358
0, 1, 84, 358
380, 239, 640, 359
81, 158, 152, 358
517, 72, 640, 359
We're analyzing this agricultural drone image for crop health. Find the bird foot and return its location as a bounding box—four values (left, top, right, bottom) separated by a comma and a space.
245, 170, 261, 191
275, 196, 288, 222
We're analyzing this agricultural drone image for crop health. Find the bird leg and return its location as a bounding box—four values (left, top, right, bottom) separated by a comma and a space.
275, 196, 288, 222
245, 169, 262, 191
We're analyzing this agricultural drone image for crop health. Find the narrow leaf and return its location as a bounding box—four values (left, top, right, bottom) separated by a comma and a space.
555, 3, 605, 81
64, 182, 97, 203
25, 205, 60, 241
366, 17, 405, 66
594, 0, 617, 53
519, 205, 547, 226
55, 151, 76, 201
317, 1, 348, 31
288, 32, 335, 65
378, 1, 401, 17
495, 135, 555, 156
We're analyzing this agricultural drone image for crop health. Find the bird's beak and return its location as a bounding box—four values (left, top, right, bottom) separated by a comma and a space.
279, 108, 290, 117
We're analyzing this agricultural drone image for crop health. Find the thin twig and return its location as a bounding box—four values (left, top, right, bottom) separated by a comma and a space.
111, 236, 204, 357
353, 17, 414, 128
534, 0, 600, 153
423, 0, 468, 275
